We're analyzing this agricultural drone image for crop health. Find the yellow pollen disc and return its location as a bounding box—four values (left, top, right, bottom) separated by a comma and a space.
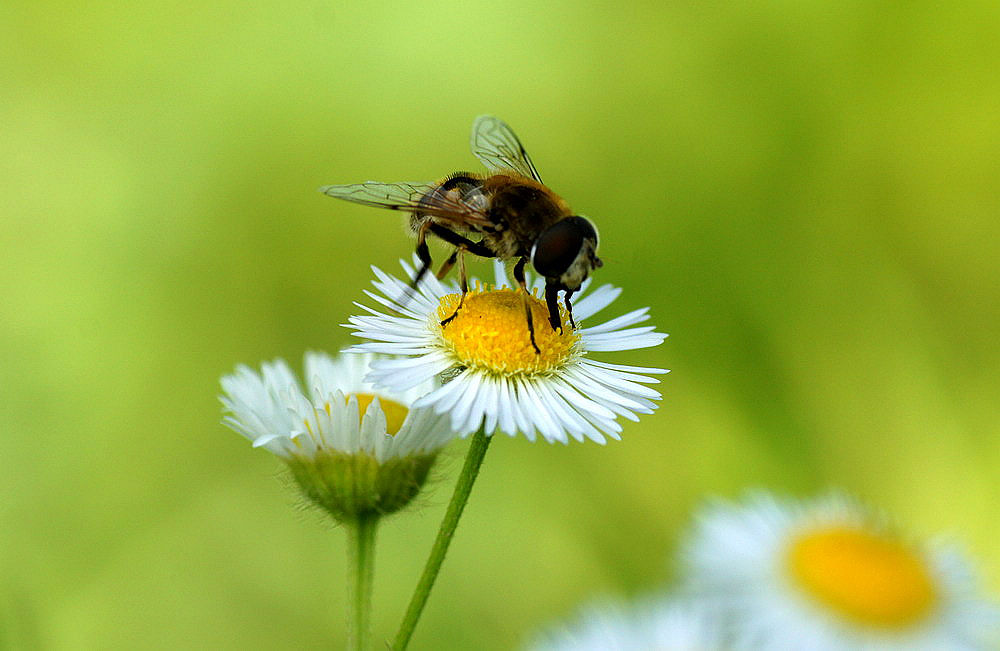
787, 525, 937, 629
350, 393, 408, 436
436, 287, 578, 374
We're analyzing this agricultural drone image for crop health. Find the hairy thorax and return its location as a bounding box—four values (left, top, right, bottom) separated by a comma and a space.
481, 175, 571, 259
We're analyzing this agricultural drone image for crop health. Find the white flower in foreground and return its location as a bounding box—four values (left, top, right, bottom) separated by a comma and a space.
528, 598, 721, 651
346, 259, 668, 444
220, 351, 455, 519
681, 492, 1000, 650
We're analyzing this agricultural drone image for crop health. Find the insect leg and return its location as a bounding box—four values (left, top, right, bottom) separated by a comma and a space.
411, 220, 434, 288
426, 225, 495, 328
563, 288, 576, 329
427, 224, 494, 257
439, 246, 469, 327
436, 248, 459, 280
396, 220, 435, 309
514, 257, 541, 355
544, 281, 563, 332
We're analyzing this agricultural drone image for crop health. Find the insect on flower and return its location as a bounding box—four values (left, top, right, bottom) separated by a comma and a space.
320, 116, 603, 354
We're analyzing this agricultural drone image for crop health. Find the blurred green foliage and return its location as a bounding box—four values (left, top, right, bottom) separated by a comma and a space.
2, 1, 999, 648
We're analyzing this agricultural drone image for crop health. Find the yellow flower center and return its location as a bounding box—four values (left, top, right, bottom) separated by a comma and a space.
787, 525, 938, 629
350, 393, 408, 436
435, 287, 579, 374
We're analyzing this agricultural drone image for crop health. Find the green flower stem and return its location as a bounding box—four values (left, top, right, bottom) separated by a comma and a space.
392, 429, 492, 650
347, 512, 379, 651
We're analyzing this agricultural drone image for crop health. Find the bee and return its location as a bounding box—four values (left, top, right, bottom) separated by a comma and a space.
320, 115, 603, 353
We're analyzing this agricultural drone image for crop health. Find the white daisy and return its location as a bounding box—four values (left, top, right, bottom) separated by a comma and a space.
528, 598, 721, 651
680, 492, 1000, 650
345, 259, 668, 444
219, 351, 456, 518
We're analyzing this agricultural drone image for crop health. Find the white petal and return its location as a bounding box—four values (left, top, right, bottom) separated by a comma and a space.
582, 359, 670, 375
580, 308, 650, 335
450, 372, 485, 434
572, 284, 622, 320
495, 376, 517, 437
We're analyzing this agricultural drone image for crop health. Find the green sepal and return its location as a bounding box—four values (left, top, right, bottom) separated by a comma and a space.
286, 449, 436, 521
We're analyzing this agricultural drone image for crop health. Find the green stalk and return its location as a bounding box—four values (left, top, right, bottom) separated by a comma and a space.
347, 512, 379, 651
392, 429, 492, 650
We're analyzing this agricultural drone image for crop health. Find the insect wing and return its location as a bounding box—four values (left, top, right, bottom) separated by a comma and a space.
320, 180, 436, 209
319, 181, 491, 228
470, 115, 543, 183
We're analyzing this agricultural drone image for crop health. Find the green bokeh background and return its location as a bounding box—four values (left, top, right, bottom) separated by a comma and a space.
3, 1, 999, 648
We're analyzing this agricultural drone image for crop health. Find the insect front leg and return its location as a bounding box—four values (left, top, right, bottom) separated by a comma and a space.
514, 257, 541, 355
563, 288, 576, 329
544, 281, 563, 332
439, 247, 469, 327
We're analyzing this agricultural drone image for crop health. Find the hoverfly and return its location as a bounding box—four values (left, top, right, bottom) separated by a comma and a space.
320, 116, 602, 353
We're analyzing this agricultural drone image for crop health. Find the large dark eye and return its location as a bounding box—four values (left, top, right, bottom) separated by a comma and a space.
531, 216, 597, 278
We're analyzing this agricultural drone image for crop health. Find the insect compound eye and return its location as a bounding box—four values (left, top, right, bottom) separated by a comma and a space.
531, 216, 598, 279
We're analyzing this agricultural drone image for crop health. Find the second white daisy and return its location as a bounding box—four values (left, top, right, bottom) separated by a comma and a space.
346, 259, 668, 444
220, 351, 456, 520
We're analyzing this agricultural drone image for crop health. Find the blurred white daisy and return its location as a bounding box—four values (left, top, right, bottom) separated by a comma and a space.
681, 492, 1000, 650
219, 351, 455, 519
345, 259, 668, 444
528, 598, 721, 651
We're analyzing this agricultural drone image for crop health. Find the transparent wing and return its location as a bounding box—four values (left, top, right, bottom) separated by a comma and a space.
470, 115, 543, 183
319, 180, 492, 228
320, 180, 436, 209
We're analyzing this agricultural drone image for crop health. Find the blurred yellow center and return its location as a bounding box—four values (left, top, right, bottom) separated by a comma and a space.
787, 526, 937, 629
350, 393, 407, 436
436, 288, 578, 374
